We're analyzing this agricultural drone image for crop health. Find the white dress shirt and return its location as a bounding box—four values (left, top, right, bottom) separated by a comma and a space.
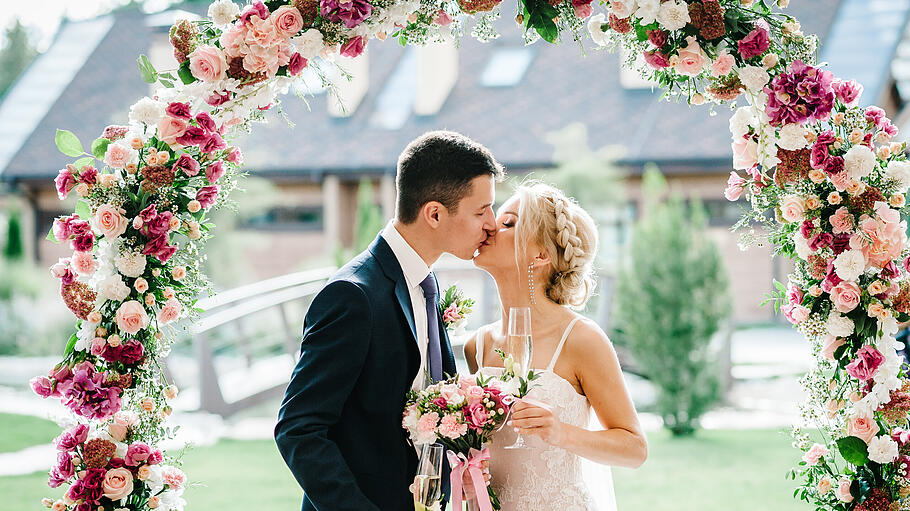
381, 221, 432, 390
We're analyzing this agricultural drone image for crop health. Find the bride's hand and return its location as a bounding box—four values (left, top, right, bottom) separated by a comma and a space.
510, 399, 564, 446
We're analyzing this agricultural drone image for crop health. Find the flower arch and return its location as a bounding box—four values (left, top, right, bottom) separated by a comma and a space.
29, 0, 910, 509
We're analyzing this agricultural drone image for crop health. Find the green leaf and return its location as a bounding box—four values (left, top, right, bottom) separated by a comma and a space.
159, 72, 176, 80
159, 79, 175, 88
63, 332, 78, 357
177, 60, 196, 85
75, 199, 91, 220
91, 138, 111, 159
46, 224, 59, 243
73, 156, 94, 170
837, 436, 869, 467
137, 54, 157, 84
55, 129, 83, 157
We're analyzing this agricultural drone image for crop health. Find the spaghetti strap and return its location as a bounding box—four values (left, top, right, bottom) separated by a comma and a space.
546, 316, 583, 372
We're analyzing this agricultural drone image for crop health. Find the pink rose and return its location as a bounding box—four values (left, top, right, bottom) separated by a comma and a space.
205, 161, 225, 184
116, 301, 149, 336
821, 336, 845, 360
102, 467, 134, 500
779, 195, 807, 223
271, 5, 304, 37
156, 298, 182, 325
157, 116, 188, 146
711, 52, 735, 77
95, 204, 128, 239
108, 423, 128, 442
732, 136, 758, 170
70, 250, 98, 276
104, 143, 134, 170
802, 443, 829, 466
465, 385, 485, 404
196, 185, 220, 208
288, 52, 308, 75
786, 282, 803, 306
463, 402, 488, 430
55, 168, 77, 199
643, 51, 670, 69
125, 442, 152, 466
835, 478, 854, 503
846, 346, 884, 381
673, 37, 707, 77
829, 207, 854, 235
782, 303, 809, 324
724, 171, 747, 201
340, 36, 367, 58
830, 280, 861, 313
738, 25, 770, 60
848, 414, 880, 444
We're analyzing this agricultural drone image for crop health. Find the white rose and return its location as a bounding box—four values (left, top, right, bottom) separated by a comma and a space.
656, 0, 689, 31
115, 252, 147, 278
843, 144, 876, 180
128, 97, 164, 126
634, 0, 660, 25
729, 108, 755, 139
610, 0, 636, 18
587, 14, 609, 47
885, 160, 910, 193
777, 123, 809, 151
98, 274, 131, 302
292, 29, 325, 60
826, 312, 854, 337
208, 0, 240, 26
867, 436, 899, 464
833, 249, 866, 282
738, 66, 770, 92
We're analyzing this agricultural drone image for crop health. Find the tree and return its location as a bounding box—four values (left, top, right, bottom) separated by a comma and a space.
3, 208, 23, 260
354, 177, 385, 252
612, 166, 731, 436
0, 19, 37, 98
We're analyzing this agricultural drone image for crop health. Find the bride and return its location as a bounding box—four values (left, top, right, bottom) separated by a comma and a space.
464, 182, 647, 510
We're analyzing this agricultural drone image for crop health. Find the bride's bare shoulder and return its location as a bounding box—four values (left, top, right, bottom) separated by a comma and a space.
565, 316, 615, 358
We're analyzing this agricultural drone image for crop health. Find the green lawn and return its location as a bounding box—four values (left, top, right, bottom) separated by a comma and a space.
0, 413, 61, 453
2, 427, 807, 510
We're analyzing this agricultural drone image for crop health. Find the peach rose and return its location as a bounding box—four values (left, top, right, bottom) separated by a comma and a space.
848, 414, 880, 444
877, 146, 892, 160
831, 281, 861, 313
827, 192, 842, 205
109, 423, 128, 442
140, 398, 156, 412
890, 194, 905, 208
75, 183, 89, 197
171, 266, 186, 280
805, 196, 821, 209
108, 334, 122, 347
808, 169, 826, 183
189, 45, 227, 83
802, 443, 829, 465
95, 204, 128, 239
835, 478, 854, 502
821, 336, 845, 360
849, 129, 864, 145
762, 53, 779, 69
52, 501, 66, 511
808, 285, 823, 297
168, 216, 180, 231
145, 293, 156, 307
132, 217, 143, 230
780, 195, 807, 223
674, 36, 708, 77
163, 287, 176, 300
147, 496, 159, 509
103, 467, 134, 500
99, 174, 119, 187
846, 180, 865, 196
137, 465, 151, 481
157, 116, 188, 146
187, 200, 201, 213
134, 277, 149, 294
104, 143, 135, 170
116, 301, 149, 335
868, 302, 887, 319
272, 5, 304, 37
832, 112, 845, 125
157, 298, 182, 325
114, 410, 139, 426
125, 163, 138, 175
817, 477, 832, 496
868, 281, 885, 295
87, 311, 103, 323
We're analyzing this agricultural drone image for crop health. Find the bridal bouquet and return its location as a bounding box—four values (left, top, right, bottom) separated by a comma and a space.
403, 375, 512, 510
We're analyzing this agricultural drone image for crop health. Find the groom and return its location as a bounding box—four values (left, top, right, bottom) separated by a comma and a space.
275, 130, 503, 511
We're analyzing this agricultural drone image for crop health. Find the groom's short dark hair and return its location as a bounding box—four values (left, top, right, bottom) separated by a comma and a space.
396, 131, 504, 224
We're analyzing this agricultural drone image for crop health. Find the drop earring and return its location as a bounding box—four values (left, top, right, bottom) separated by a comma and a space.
528, 262, 536, 305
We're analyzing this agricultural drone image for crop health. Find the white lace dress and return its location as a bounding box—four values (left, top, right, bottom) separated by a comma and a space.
475, 317, 617, 511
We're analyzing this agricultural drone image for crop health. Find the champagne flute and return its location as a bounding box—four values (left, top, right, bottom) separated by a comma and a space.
413, 444, 443, 509
504, 306, 532, 450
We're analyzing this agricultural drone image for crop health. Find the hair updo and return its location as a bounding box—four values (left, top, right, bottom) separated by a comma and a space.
514, 182, 598, 309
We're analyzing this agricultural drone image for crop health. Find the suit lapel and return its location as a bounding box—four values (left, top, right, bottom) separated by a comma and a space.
395, 277, 419, 344
372, 235, 419, 348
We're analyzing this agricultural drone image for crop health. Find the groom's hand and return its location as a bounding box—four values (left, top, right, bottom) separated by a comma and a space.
510, 399, 565, 447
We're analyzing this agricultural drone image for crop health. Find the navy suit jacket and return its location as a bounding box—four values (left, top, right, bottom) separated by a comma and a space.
275, 235, 457, 511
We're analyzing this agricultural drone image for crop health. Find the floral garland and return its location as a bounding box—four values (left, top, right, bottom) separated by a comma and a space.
28, 0, 909, 509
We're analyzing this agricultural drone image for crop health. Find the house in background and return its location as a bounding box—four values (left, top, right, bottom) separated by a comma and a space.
1, 0, 908, 323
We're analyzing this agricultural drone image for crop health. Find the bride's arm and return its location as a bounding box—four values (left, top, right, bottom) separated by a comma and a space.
463, 331, 479, 373
511, 320, 648, 469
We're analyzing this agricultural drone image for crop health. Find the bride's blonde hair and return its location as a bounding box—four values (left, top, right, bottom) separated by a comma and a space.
514, 182, 598, 309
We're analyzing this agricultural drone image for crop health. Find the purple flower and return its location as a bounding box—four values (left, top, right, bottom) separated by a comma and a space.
143, 234, 178, 263
173, 154, 200, 177
320, 0, 373, 28
810, 131, 836, 169
737, 25, 770, 60
200, 132, 226, 153
195, 112, 217, 133
764, 60, 835, 127
165, 102, 192, 120
832, 233, 850, 255
240, 0, 269, 24
55, 168, 76, 200
823, 156, 844, 176
833, 79, 863, 106
196, 185, 220, 209
206, 161, 225, 184
646, 29, 667, 49
53, 451, 74, 481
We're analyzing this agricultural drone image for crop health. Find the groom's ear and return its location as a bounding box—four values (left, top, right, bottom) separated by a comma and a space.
421, 201, 445, 228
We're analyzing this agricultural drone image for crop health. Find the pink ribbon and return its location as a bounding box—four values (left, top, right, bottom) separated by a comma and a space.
447, 447, 493, 511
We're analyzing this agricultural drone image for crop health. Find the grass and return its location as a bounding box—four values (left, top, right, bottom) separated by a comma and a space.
1, 426, 807, 510
0, 413, 61, 453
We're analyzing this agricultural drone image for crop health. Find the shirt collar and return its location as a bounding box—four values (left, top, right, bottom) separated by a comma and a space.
382, 220, 431, 288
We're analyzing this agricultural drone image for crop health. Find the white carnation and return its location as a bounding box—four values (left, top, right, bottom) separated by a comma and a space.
634, 0, 660, 25
98, 274, 130, 302
729, 108, 755, 139
793, 231, 811, 261
292, 29, 325, 60
885, 160, 910, 193
826, 313, 854, 337
208, 0, 240, 26
128, 97, 164, 126
843, 144, 876, 180
777, 123, 809, 151
738, 66, 770, 92
587, 14, 609, 47
867, 436, 899, 464
656, 0, 689, 31
833, 249, 866, 282
115, 252, 147, 278
158, 489, 187, 511
146, 465, 165, 495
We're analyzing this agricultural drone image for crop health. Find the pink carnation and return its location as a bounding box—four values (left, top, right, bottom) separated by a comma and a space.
829, 207, 854, 235
437, 414, 468, 439
802, 443, 829, 466
416, 412, 439, 437
55, 168, 77, 199
737, 25, 771, 60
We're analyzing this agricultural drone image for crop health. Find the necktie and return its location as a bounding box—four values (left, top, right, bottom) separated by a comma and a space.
419, 274, 443, 382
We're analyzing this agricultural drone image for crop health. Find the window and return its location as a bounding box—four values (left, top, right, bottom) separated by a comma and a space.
479, 48, 534, 87
369, 48, 417, 129
241, 206, 324, 231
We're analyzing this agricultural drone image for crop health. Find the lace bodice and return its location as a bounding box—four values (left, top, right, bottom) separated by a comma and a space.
474, 317, 612, 511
